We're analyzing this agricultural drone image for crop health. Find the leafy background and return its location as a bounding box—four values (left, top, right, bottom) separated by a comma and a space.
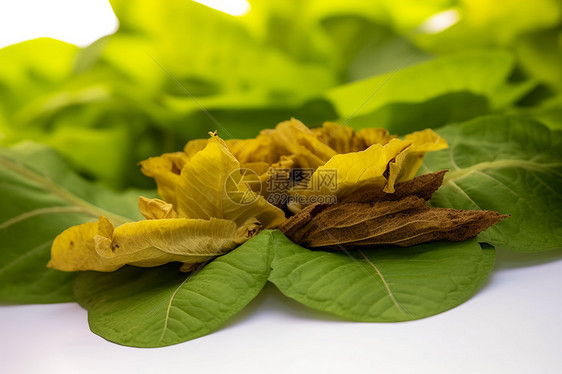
2, 0, 561, 188
1, 0, 561, 347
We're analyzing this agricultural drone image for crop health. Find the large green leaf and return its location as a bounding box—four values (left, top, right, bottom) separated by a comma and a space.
107, 0, 334, 104
0, 38, 78, 115
269, 231, 494, 322
0, 143, 147, 303
326, 50, 534, 121
514, 26, 562, 93
74, 230, 274, 347
346, 91, 489, 134
0, 38, 182, 189
420, 116, 562, 252
509, 96, 562, 131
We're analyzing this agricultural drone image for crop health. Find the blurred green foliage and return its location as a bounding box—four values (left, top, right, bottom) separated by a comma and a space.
1, 0, 561, 189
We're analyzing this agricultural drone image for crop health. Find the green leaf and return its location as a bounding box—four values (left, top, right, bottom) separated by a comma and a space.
514, 27, 562, 93
269, 231, 494, 322
326, 50, 534, 121
0, 38, 181, 189
509, 95, 562, 131
0, 38, 78, 115
107, 0, 334, 104
320, 15, 430, 81
345, 91, 489, 134
0, 142, 147, 303
420, 116, 562, 252
74, 230, 274, 347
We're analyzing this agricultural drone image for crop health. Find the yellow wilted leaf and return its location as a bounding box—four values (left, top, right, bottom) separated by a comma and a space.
175, 135, 286, 228
139, 152, 188, 207
48, 216, 259, 272
138, 196, 178, 219
49, 120, 448, 273
241, 157, 295, 200
184, 135, 292, 199
356, 128, 396, 148
405, 129, 448, 151
51, 133, 286, 273
398, 129, 448, 182
183, 138, 208, 159
261, 118, 337, 169
311, 122, 395, 153
140, 134, 285, 228
290, 128, 447, 206
225, 135, 279, 165
311, 122, 361, 154
292, 138, 412, 201
48, 220, 110, 271
184, 135, 279, 165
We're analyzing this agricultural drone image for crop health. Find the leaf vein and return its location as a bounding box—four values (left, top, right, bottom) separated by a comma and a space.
0, 156, 131, 225
0, 206, 90, 231
358, 250, 409, 317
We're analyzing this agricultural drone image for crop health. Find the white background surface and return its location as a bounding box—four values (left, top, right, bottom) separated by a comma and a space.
1, 248, 561, 374
0, 0, 249, 48
0, 0, 118, 48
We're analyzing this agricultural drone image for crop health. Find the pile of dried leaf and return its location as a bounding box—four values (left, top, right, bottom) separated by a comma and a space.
281, 170, 506, 248
48, 119, 506, 272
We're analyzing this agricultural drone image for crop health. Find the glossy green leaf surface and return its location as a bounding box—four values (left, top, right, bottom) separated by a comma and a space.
0, 143, 146, 303
420, 117, 562, 251
74, 230, 274, 347
269, 231, 494, 322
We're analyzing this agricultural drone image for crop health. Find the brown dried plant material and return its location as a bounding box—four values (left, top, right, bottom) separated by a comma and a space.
291, 196, 508, 248
279, 171, 448, 236
280, 170, 508, 249
342, 170, 447, 204
278, 203, 329, 242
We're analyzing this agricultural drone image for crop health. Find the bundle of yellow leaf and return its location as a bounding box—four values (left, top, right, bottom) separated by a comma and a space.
48, 134, 285, 272
49, 119, 504, 272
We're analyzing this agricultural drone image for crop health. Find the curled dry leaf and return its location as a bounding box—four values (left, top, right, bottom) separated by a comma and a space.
48, 119, 450, 272
49, 134, 285, 272
280, 171, 508, 249
341, 170, 447, 203
287, 127, 447, 211
295, 196, 507, 248
279, 171, 446, 237
278, 203, 330, 242
48, 216, 259, 272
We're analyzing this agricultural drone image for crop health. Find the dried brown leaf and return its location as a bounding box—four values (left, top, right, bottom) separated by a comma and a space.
282, 196, 508, 249
278, 203, 328, 242
342, 170, 447, 204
